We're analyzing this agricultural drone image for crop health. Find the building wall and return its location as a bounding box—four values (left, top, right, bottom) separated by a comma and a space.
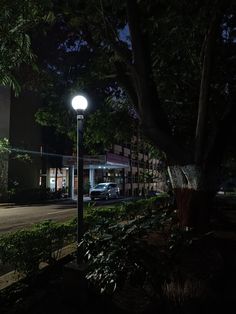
8, 90, 43, 189
0, 88, 43, 191
0, 86, 11, 138
120, 138, 167, 196
92, 142, 167, 197
0, 86, 11, 192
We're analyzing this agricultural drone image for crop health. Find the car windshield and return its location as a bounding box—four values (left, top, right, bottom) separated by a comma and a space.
94, 184, 108, 189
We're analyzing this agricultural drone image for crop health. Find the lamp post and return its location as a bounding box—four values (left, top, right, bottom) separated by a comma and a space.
71, 95, 88, 262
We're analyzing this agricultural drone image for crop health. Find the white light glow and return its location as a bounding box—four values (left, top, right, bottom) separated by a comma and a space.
71, 95, 88, 111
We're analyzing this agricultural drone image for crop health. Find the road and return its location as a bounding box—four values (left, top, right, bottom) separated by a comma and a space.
0, 197, 135, 234
0, 201, 78, 234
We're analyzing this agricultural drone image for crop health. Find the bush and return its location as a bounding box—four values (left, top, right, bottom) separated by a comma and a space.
0, 195, 171, 279
0, 187, 70, 203
0, 220, 76, 275
121, 194, 170, 218
84, 202, 125, 225
6, 187, 62, 204
80, 196, 175, 296
84, 195, 171, 227
80, 196, 222, 313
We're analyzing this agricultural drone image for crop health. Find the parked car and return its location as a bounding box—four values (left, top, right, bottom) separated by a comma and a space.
90, 182, 120, 201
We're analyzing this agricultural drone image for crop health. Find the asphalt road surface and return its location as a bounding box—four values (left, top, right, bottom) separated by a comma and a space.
0, 201, 77, 234
0, 198, 134, 234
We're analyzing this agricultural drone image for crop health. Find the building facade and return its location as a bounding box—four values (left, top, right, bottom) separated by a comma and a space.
62, 143, 167, 198
0, 86, 43, 194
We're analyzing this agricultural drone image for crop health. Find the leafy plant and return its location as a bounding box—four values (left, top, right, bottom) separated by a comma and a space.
120, 194, 170, 217
85, 202, 125, 225
0, 0, 54, 94
8, 187, 57, 204
0, 219, 76, 275
80, 196, 175, 295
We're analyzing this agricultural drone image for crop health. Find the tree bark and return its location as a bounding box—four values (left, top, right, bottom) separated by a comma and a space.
168, 164, 218, 230
195, 1, 223, 164
126, 0, 189, 164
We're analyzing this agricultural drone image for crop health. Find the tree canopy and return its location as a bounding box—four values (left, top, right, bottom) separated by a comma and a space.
30, 0, 236, 162
0, 0, 54, 94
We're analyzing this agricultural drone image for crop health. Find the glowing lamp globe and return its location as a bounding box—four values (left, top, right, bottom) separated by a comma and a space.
71, 95, 88, 111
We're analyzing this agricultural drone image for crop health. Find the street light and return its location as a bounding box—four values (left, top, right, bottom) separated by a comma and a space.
71, 95, 88, 263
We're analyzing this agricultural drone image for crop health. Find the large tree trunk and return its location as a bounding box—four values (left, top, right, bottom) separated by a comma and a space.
168, 165, 218, 230
124, 0, 229, 231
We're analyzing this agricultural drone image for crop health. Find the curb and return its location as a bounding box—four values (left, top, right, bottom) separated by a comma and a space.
0, 243, 77, 291
0, 203, 15, 207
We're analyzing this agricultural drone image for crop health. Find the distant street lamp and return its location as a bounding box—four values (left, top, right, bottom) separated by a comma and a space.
71, 95, 88, 262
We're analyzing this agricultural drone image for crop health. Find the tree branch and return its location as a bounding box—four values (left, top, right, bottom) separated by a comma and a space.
195, 0, 226, 164
126, 0, 189, 164
114, 61, 138, 106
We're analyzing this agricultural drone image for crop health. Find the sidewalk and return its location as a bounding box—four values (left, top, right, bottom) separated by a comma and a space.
0, 198, 74, 208
0, 197, 77, 208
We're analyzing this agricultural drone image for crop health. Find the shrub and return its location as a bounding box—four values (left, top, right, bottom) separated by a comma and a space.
0, 195, 171, 279
83, 195, 171, 230
80, 196, 221, 313
80, 196, 175, 295
121, 194, 170, 218
84, 202, 125, 225
0, 220, 76, 275
4, 187, 65, 204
